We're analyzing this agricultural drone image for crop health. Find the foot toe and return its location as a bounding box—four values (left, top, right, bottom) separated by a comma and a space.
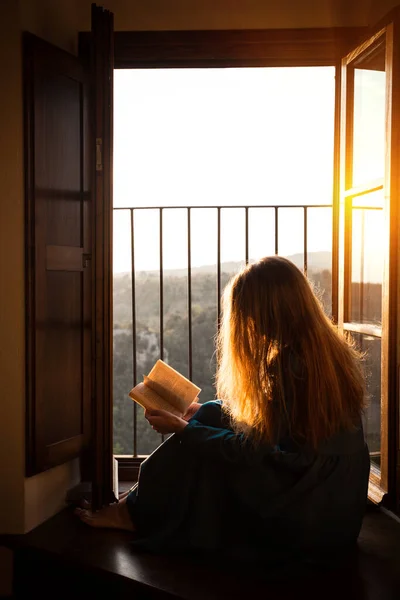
76, 509, 99, 527
81, 514, 98, 527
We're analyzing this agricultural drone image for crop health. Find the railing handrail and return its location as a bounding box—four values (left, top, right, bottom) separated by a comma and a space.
114, 203, 332, 210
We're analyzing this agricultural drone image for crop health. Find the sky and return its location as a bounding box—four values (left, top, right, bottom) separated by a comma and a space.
113, 66, 385, 279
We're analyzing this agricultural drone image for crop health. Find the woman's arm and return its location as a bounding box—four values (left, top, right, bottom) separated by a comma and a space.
177, 417, 257, 464
145, 402, 262, 465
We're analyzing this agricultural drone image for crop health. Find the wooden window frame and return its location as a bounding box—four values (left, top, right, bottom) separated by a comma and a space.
337, 10, 400, 511
112, 28, 366, 69
84, 26, 368, 482
340, 30, 388, 502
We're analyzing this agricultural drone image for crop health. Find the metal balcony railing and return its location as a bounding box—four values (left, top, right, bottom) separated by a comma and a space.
113, 204, 332, 456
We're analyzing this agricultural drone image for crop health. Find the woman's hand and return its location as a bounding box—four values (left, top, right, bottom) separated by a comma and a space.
182, 401, 202, 421
144, 409, 188, 434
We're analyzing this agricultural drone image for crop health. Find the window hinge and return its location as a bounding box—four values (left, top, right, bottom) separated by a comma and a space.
82, 253, 92, 269
96, 137, 102, 171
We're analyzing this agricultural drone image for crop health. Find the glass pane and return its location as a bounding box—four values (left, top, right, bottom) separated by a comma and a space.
350, 202, 384, 325
352, 40, 386, 187
352, 332, 382, 469
352, 188, 384, 208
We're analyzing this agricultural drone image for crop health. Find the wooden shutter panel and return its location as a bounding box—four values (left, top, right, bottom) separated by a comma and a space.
24, 33, 91, 475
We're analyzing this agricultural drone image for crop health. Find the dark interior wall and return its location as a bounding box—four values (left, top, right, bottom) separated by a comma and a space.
368, 0, 400, 24
0, 0, 26, 537
20, 0, 372, 55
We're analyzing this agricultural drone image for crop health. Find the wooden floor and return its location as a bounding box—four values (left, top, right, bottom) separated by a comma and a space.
3, 505, 400, 600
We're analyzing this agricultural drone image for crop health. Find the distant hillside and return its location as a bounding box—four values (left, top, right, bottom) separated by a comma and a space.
114, 251, 332, 279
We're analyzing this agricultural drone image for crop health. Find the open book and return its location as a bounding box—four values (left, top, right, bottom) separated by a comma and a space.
128, 360, 201, 417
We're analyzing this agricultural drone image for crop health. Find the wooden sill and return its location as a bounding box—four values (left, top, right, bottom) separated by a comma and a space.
368, 479, 387, 505
2, 506, 400, 600
368, 464, 387, 505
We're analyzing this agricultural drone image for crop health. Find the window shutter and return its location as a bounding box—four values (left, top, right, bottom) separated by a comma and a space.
24, 33, 91, 475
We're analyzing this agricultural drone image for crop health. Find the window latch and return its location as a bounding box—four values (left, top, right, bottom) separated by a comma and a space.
96, 137, 102, 171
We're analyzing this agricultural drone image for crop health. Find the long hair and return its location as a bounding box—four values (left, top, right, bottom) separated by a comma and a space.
216, 256, 364, 448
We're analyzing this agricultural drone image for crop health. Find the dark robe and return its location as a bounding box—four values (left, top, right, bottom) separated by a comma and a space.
126, 400, 370, 567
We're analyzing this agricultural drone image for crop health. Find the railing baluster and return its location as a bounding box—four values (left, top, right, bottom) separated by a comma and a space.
217, 207, 221, 330
130, 209, 137, 457
303, 206, 308, 276
360, 209, 365, 324
115, 204, 332, 211
159, 208, 164, 360
159, 208, 164, 443
245, 207, 249, 265
275, 207, 279, 255
187, 208, 193, 381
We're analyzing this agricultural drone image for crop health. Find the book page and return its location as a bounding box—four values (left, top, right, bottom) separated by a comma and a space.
145, 360, 201, 414
128, 382, 182, 416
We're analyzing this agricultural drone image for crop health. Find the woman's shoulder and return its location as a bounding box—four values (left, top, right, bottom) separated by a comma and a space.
195, 400, 223, 416
201, 399, 223, 409
192, 400, 228, 428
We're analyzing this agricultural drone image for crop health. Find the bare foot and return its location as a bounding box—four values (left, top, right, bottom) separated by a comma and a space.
79, 487, 135, 509
75, 497, 136, 532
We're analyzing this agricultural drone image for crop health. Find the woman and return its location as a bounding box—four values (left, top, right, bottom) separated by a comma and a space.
76, 256, 370, 565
